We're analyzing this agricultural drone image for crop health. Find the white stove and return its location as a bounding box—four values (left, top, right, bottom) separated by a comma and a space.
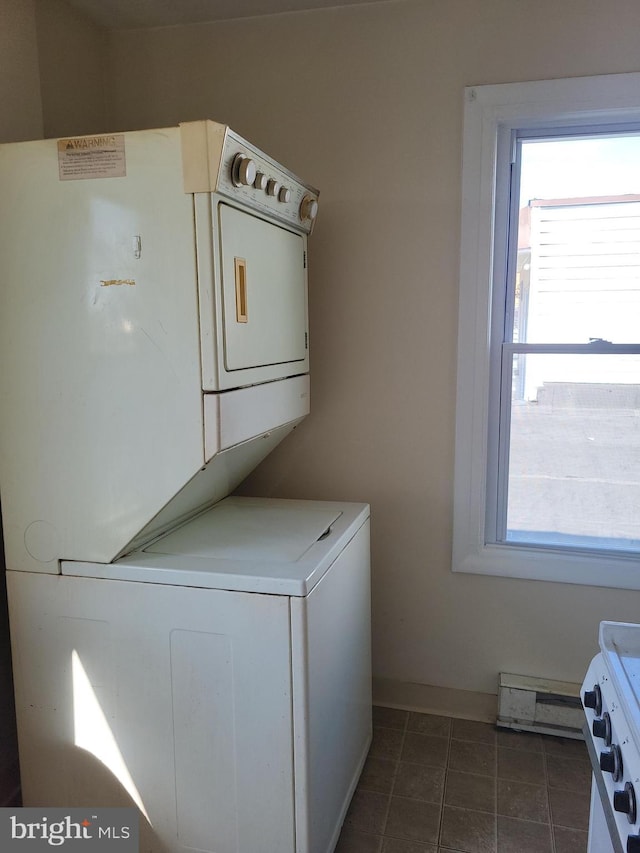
582, 622, 640, 853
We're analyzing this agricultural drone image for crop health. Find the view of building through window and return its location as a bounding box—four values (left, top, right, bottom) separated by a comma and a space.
505, 135, 640, 553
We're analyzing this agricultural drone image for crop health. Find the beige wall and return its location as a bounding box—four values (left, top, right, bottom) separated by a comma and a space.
35, 0, 109, 137
106, 0, 640, 698
0, 0, 42, 142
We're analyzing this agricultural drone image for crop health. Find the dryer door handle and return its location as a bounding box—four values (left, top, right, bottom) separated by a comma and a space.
234, 257, 248, 323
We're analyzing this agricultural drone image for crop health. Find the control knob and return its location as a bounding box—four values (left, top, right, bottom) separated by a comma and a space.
300, 195, 319, 222
278, 186, 291, 203
614, 782, 637, 824
266, 179, 281, 197
592, 712, 612, 745
584, 684, 602, 716
232, 154, 257, 187
254, 171, 267, 190
600, 744, 623, 781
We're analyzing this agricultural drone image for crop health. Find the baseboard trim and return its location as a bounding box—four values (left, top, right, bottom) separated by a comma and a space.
372, 677, 497, 723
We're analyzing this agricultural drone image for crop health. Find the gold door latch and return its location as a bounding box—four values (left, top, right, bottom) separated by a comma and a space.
234, 257, 248, 323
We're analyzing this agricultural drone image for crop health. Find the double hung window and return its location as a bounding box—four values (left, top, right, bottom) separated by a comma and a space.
453, 74, 640, 588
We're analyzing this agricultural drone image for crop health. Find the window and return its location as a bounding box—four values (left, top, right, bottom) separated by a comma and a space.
453, 74, 640, 589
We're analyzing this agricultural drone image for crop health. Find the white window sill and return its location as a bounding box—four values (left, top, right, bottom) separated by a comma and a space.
454, 540, 640, 590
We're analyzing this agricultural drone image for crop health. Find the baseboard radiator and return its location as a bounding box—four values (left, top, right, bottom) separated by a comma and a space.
497, 673, 584, 740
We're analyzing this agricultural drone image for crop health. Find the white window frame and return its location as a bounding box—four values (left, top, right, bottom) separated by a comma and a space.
453, 72, 640, 590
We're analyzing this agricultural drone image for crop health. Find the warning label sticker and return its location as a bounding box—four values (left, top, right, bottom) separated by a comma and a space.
58, 135, 126, 181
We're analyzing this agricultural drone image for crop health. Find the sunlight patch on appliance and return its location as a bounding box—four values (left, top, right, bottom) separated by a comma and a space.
72, 650, 150, 822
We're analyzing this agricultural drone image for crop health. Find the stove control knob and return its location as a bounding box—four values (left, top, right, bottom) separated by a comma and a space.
584, 684, 603, 716
231, 154, 257, 187
615, 782, 637, 824
254, 171, 267, 191
628, 834, 640, 852
600, 744, 623, 781
593, 712, 612, 745
300, 195, 319, 222
266, 179, 281, 197
278, 186, 291, 203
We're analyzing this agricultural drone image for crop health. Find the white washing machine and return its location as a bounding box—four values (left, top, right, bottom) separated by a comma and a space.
8, 497, 371, 853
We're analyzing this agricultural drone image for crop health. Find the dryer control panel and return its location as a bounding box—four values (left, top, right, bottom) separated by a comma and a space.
181, 120, 319, 233
217, 129, 319, 234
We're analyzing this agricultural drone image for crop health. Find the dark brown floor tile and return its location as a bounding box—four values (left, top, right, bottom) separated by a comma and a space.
496, 728, 543, 753
545, 756, 591, 793
359, 756, 398, 795
370, 727, 405, 761
344, 788, 390, 835
452, 719, 497, 745
381, 838, 437, 852
336, 826, 384, 853
497, 778, 549, 823
353, 707, 591, 853
542, 735, 589, 762
374, 706, 409, 731
497, 746, 544, 784
552, 825, 588, 853
393, 762, 445, 804
401, 732, 449, 768
445, 770, 496, 813
407, 712, 452, 738
384, 796, 440, 844
449, 740, 496, 777
496, 816, 552, 853
439, 806, 497, 853
548, 787, 590, 830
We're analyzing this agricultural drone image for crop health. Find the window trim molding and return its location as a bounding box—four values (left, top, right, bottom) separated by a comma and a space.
452, 72, 640, 590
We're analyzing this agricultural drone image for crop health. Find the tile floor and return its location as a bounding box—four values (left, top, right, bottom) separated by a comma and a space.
336, 706, 592, 853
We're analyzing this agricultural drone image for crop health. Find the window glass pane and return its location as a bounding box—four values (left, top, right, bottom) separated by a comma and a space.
514, 135, 640, 344
506, 353, 640, 553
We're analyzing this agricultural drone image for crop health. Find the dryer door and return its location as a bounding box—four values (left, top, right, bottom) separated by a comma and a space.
219, 204, 307, 373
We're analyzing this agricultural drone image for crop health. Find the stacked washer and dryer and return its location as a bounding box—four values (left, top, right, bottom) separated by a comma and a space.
0, 122, 371, 853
